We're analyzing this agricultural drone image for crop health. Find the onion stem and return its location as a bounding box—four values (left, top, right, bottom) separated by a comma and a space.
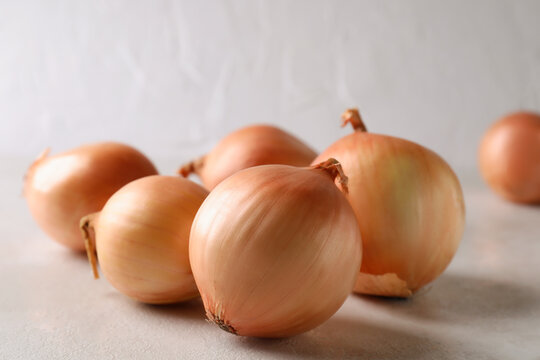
80, 212, 100, 279
178, 155, 206, 177
313, 158, 349, 194
341, 108, 368, 132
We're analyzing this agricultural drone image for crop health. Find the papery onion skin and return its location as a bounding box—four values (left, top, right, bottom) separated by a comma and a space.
180, 125, 317, 190
24, 142, 157, 251
89, 175, 208, 304
189, 161, 362, 338
478, 111, 540, 204
313, 109, 465, 297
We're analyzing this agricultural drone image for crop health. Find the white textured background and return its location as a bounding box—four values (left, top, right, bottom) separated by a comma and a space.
1, 0, 540, 177
3, 3, 540, 359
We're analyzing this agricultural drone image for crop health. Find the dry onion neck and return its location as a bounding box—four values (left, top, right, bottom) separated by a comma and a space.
178, 155, 206, 177
341, 108, 368, 133
80, 212, 100, 279
313, 158, 349, 194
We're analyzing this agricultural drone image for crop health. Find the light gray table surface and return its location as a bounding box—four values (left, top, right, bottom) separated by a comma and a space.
2, 156, 539, 360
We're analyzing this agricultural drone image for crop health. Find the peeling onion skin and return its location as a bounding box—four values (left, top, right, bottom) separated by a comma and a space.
313, 109, 465, 298
179, 125, 317, 190
24, 143, 158, 251
479, 112, 540, 204
189, 161, 362, 337
88, 176, 208, 304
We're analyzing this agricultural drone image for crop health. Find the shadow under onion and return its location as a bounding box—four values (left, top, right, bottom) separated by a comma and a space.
235, 315, 469, 360
358, 273, 540, 324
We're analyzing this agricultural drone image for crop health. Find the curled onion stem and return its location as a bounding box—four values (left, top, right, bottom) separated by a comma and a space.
341, 108, 368, 132
178, 155, 206, 178
313, 158, 349, 194
80, 213, 99, 279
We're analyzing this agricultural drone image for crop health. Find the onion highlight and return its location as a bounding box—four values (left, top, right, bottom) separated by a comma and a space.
179, 125, 317, 190
313, 109, 465, 297
24, 142, 157, 251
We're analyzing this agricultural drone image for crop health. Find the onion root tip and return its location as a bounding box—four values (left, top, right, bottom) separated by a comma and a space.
208, 312, 237, 335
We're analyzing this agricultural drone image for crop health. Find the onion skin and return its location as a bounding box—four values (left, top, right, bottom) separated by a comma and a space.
180, 125, 317, 190
479, 112, 540, 204
24, 143, 157, 251
88, 176, 208, 304
189, 161, 361, 337
313, 109, 465, 297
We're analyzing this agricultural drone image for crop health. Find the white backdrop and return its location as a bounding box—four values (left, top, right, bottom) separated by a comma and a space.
1, 0, 539, 178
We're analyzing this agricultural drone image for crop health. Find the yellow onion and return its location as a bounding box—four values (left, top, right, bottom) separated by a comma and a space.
179, 125, 317, 190
479, 111, 540, 204
189, 159, 362, 338
81, 175, 208, 304
24, 142, 157, 251
313, 109, 465, 297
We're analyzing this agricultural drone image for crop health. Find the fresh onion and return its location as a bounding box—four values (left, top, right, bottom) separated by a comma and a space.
82, 175, 208, 304
24, 142, 157, 251
313, 109, 465, 297
179, 125, 317, 190
478, 111, 540, 204
189, 159, 362, 338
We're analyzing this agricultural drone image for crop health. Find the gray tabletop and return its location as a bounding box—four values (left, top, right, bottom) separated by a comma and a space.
2, 157, 539, 360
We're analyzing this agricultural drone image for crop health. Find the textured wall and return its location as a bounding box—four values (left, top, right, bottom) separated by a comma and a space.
1, 0, 539, 176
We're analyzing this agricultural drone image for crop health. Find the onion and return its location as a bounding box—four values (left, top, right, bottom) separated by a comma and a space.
179, 125, 317, 190
81, 175, 208, 304
24, 142, 157, 251
313, 109, 465, 297
189, 159, 362, 338
478, 111, 540, 204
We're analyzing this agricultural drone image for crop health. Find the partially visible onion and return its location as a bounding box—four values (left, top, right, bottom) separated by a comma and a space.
24, 142, 157, 251
179, 125, 317, 190
313, 109, 465, 297
82, 175, 208, 304
189, 159, 362, 338
479, 111, 540, 204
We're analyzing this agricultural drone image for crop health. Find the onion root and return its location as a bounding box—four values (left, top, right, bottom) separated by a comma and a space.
207, 307, 238, 335
354, 272, 412, 298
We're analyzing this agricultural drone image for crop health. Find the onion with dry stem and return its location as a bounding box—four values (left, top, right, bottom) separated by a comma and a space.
313, 109, 465, 297
24, 142, 157, 251
82, 175, 208, 304
189, 159, 362, 338
478, 111, 540, 204
179, 125, 317, 190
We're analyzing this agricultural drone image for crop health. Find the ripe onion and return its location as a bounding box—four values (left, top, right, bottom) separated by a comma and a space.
24, 142, 157, 251
313, 109, 465, 297
478, 111, 540, 204
82, 175, 208, 304
179, 125, 317, 190
189, 159, 362, 338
